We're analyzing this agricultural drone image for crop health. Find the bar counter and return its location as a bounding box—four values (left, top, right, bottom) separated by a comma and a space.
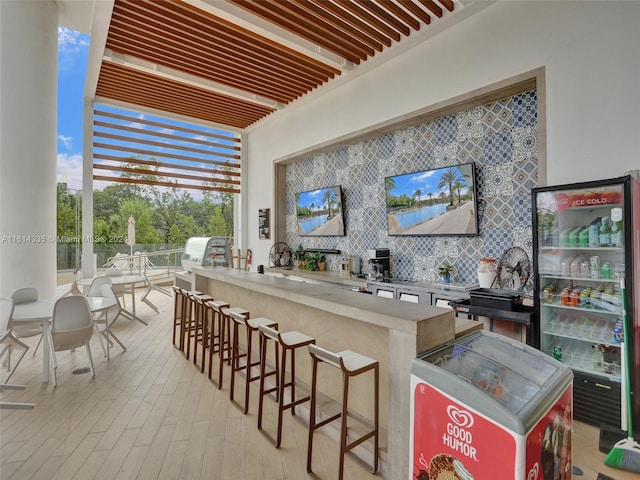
191, 266, 459, 479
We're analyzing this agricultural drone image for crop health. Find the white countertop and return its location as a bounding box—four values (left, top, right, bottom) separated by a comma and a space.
192, 266, 453, 336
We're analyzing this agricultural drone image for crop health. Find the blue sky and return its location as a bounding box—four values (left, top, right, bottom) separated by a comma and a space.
56, 27, 238, 198
387, 164, 472, 200
57, 27, 90, 190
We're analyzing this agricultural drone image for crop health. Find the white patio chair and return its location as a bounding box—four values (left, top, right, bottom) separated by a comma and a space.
10, 287, 44, 358
86, 276, 112, 298
60, 271, 85, 298
48, 296, 95, 387
104, 267, 131, 307
0, 297, 29, 384
93, 284, 126, 360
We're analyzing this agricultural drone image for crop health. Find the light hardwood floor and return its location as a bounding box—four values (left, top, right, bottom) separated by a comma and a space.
0, 287, 637, 480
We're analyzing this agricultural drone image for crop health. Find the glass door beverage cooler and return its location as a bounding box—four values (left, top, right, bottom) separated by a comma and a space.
532, 175, 640, 432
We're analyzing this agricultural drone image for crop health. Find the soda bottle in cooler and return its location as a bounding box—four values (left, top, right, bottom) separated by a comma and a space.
610, 207, 623, 247
589, 217, 601, 247
599, 216, 610, 247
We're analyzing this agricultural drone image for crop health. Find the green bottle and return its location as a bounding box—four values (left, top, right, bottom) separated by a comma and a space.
599, 216, 610, 247
610, 208, 623, 247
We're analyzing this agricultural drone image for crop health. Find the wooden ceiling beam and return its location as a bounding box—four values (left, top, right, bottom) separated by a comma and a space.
93, 164, 241, 186
94, 153, 241, 176
334, 0, 401, 42
229, 0, 367, 63
398, 0, 432, 25
418, 0, 443, 18
93, 175, 241, 194
354, 0, 411, 36
292, 0, 385, 52
308, 0, 393, 48
93, 143, 241, 168
94, 121, 242, 152
94, 110, 241, 144
108, 9, 333, 88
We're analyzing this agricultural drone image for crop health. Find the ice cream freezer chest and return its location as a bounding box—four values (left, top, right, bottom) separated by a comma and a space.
410, 330, 573, 480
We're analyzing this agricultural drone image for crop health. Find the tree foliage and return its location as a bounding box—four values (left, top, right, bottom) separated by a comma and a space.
56, 160, 234, 269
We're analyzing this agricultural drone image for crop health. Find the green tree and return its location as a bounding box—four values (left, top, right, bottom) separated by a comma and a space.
452, 180, 465, 204
437, 168, 463, 206
414, 188, 422, 206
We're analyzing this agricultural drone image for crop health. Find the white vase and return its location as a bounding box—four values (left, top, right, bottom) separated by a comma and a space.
477, 257, 497, 288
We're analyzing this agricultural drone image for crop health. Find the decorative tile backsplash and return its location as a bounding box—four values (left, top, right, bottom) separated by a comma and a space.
285, 90, 538, 284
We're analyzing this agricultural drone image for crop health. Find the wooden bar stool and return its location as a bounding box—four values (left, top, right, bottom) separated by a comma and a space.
172, 285, 183, 348
184, 290, 203, 360
229, 310, 278, 414
206, 299, 230, 387
178, 288, 199, 354
306, 344, 379, 480
191, 293, 213, 370
257, 324, 315, 448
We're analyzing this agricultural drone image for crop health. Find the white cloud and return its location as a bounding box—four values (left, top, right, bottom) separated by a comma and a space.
58, 26, 89, 53
57, 153, 83, 190
58, 135, 73, 150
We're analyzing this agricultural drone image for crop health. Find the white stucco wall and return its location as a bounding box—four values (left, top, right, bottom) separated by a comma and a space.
244, 1, 640, 266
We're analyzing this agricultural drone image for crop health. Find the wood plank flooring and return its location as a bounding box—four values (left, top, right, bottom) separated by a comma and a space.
0, 286, 638, 479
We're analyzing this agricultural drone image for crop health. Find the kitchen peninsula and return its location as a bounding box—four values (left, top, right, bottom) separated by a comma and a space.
190, 266, 480, 479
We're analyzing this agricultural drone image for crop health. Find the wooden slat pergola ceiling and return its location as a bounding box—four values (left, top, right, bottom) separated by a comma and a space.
93, 0, 456, 192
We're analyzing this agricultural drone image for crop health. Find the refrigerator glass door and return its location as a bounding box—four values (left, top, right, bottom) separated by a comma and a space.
535, 184, 624, 381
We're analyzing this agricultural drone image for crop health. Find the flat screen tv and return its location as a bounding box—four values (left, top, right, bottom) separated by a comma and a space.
296, 185, 346, 236
385, 162, 478, 236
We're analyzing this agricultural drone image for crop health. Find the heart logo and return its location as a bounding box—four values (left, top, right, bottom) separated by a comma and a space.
446, 405, 475, 428
527, 462, 539, 480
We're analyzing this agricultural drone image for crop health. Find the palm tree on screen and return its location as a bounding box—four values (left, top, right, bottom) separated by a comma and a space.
452, 180, 465, 204
438, 168, 463, 206
414, 188, 422, 206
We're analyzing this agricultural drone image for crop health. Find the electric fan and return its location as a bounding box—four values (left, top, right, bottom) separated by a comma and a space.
496, 246, 531, 291
269, 242, 293, 268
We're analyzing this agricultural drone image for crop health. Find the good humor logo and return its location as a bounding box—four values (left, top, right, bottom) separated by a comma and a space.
443, 405, 478, 461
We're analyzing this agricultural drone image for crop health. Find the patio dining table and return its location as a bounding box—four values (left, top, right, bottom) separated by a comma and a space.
12, 296, 117, 383
79, 274, 150, 326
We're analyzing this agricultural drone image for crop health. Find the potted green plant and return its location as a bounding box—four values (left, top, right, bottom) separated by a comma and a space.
295, 245, 307, 269
437, 262, 454, 284
317, 254, 326, 271
304, 252, 324, 271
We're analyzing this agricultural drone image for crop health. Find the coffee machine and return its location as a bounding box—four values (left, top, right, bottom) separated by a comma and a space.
367, 248, 390, 279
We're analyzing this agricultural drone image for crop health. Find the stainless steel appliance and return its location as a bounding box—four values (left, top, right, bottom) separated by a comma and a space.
367, 248, 390, 279
181, 236, 231, 271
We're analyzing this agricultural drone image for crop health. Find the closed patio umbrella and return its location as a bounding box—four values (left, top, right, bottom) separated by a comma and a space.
125, 216, 136, 256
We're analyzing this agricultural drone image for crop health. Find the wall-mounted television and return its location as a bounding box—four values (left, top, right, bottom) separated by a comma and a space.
385, 162, 478, 236
296, 185, 346, 236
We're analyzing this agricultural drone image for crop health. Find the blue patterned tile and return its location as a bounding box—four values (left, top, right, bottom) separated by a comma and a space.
285, 89, 538, 284
512, 125, 537, 163
483, 98, 512, 134
411, 149, 434, 171
512, 90, 537, 127
457, 107, 483, 141
361, 160, 379, 186
335, 147, 349, 169
433, 143, 458, 168
512, 193, 532, 227
458, 139, 483, 164
376, 134, 395, 159
481, 132, 512, 166
432, 115, 457, 146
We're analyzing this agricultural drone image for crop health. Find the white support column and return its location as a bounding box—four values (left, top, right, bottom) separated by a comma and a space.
234, 132, 249, 264
81, 98, 95, 278
0, 1, 58, 298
